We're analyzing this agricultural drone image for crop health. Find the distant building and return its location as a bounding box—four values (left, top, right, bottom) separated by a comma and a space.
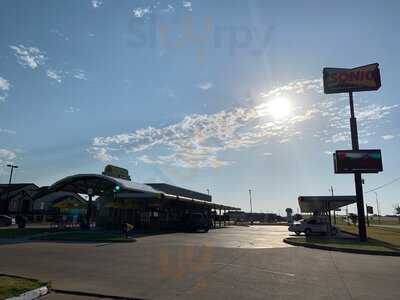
227, 211, 281, 223
0, 183, 39, 214
0, 184, 87, 222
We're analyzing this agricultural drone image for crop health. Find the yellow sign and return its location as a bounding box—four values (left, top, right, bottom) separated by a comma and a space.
102, 164, 131, 180
323, 63, 381, 94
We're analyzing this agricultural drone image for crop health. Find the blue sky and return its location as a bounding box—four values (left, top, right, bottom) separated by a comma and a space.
1, 0, 400, 215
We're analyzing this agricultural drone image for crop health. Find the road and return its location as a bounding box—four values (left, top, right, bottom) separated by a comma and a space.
1, 225, 399, 300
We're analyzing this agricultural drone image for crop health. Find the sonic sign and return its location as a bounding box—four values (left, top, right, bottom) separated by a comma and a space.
323, 63, 381, 94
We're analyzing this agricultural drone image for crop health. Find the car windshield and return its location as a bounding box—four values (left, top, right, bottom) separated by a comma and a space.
1, 1, 400, 299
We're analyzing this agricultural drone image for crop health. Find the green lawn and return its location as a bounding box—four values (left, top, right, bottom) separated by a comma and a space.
0, 228, 59, 239
338, 224, 400, 249
34, 230, 133, 242
0, 275, 45, 299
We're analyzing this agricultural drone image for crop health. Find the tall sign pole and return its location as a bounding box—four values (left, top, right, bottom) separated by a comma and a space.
323, 63, 382, 242
349, 92, 367, 241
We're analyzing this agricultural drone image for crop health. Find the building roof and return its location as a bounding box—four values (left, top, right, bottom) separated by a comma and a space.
0, 184, 39, 201
146, 183, 211, 202
298, 196, 357, 213
51, 174, 160, 196
50, 174, 240, 211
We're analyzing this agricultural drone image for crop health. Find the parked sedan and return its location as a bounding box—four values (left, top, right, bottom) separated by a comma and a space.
288, 217, 338, 236
0, 215, 12, 227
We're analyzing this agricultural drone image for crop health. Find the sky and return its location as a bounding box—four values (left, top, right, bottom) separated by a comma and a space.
1, 0, 400, 215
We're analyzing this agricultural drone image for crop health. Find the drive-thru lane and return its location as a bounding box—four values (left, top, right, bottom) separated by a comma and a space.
0, 226, 399, 299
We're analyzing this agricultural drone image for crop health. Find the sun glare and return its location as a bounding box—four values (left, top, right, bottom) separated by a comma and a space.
266, 97, 292, 119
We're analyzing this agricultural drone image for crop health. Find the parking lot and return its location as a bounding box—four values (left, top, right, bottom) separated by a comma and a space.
1, 225, 400, 299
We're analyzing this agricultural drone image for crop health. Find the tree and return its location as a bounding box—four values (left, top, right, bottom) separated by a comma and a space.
395, 204, 400, 223
349, 213, 358, 226
293, 213, 303, 221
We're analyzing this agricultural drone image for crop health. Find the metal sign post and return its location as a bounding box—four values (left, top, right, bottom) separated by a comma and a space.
323, 63, 382, 242
349, 91, 367, 241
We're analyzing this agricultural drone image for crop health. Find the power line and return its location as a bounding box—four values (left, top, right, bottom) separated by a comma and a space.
365, 176, 400, 193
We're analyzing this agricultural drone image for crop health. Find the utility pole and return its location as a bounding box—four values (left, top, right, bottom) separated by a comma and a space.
248, 189, 253, 225
374, 191, 381, 224
6, 164, 18, 214
330, 186, 336, 225
349, 91, 367, 241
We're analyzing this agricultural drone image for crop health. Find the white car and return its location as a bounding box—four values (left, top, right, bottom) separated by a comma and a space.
288, 217, 339, 236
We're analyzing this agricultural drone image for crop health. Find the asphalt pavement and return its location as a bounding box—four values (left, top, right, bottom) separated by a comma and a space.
0, 225, 399, 300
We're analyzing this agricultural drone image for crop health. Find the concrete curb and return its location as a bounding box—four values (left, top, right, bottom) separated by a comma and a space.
283, 238, 400, 256
51, 288, 146, 300
6, 286, 48, 300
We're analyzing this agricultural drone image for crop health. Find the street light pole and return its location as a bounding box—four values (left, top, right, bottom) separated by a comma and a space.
6, 164, 18, 214
374, 191, 381, 224
248, 189, 253, 225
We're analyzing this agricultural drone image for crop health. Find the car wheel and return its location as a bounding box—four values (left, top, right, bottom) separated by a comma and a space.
295, 231, 301, 236
304, 228, 312, 236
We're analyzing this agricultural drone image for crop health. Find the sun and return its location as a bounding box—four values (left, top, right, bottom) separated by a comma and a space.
266, 96, 292, 119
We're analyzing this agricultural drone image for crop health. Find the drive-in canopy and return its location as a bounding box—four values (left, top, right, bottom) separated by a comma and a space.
50, 174, 240, 211
298, 196, 357, 213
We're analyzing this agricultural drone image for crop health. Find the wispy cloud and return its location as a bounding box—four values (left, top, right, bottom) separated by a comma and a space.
91, 0, 103, 8
50, 29, 69, 41
0, 76, 10, 102
197, 82, 213, 90
0, 128, 16, 135
263, 152, 273, 156
183, 1, 193, 12
0, 149, 17, 175
10, 45, 46, 69
71, 69, 88, 81
88, 79, 398, 169
382, 134, 395, 140
133, 7, 152, 18
132, 1, 193, 18
0, 77, 10, 91
46, 69, 62, 83
88, 79, 320, 168
65, 106, 80, 113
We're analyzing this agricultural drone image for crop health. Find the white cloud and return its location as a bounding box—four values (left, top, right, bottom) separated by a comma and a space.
0, 76, 10, 102
89, 79, 320, 168
133, 7, 152, 18
382, 134, 395, 140
50, 29, 69, 41
260, 79, 322, 99
160, 4, 174, 14
88, 78, 398, 169
263, 152, 273, 156
65, 106, 80, 113
87, 147, 118, 162
46, 69, 62, 83
197, 82, 213, 90
91, 0, 103, 8
324, 151, 333, 155
183, 1, 192, 11
0, 77, 10, 91
0, 149, 16, 160
0, 149, 17, 174
0, 128, 16, 135
71, 70, 88, 81
10, 45, 46, 69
